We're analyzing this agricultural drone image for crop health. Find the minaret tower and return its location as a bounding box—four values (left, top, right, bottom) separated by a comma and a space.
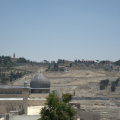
22, 81, 29, 115
13, 53, 15, 59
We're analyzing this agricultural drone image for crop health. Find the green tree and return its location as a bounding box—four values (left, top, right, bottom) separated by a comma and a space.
57, 59, 63, 64
10, 72, 13, 82
53, 63, 58, 71
99, 79, 109, 90
100, 79, 109, 86
17, 57, 27, 63
1, 73, 7, 83
100, 84, 105, 90
74, 60, 78, 64
115, 78, 120, 86
114, 60, 120, 65
69, 63, 72, 68
39, 92, 76, 120
62, 93, 73, 103
111, 82, 116, 92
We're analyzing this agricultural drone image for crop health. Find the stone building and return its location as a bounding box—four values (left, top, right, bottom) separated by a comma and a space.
0, 73, 50, 115
70, 102, 100, 120
11, 53, 17, 62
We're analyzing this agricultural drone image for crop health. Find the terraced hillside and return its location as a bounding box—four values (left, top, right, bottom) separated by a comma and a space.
11, 68, 120, 119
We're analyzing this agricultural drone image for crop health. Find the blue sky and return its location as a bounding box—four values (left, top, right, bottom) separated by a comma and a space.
0, 0, 120, 62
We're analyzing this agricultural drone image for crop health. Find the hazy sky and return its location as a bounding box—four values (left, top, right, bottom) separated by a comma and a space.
0, 0, 120, 62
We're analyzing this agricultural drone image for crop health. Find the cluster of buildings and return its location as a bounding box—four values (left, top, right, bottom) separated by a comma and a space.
0, 73, 101, 120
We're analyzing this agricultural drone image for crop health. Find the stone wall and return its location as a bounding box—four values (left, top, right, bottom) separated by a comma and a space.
0, 93, 49, 98
70, 102, 100, 120
8, 115, 40, 120
0, 100, 23, 114
29, 93, 49, 98
0, 89, 22, 94
79, 111, 100, 120
0, 94, 24, 98
0, 99, 46, 114
28, 99, 46, 106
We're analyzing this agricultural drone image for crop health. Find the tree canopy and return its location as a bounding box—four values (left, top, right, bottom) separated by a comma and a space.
39, 92, 76, 120
114, 60, 120, 65
99, 79, 109, 90
0, 56, 12, 65
17, 57, 30, 63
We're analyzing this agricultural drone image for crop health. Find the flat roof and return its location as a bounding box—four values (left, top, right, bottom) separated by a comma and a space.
27, 106, 44, 115
0, 86, 30, 89
0, 98, 23, 100
0, 98, 46, 100
0, 86, 50, 89
30, 88, 50, 89
28, 98, 46, 100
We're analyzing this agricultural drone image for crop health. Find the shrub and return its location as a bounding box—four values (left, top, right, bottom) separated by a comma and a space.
99, 79, 109, 90
111, 82, 116, 92
100, 84, 106, 90
115, 78, 120, 86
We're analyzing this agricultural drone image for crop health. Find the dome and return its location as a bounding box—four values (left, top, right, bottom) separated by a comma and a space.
24, 81, 28, 84
24, 81, 28, 87
30, 73, 50, 88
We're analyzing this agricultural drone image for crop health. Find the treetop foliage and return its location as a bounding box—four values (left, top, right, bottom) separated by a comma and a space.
62, 93, 73, 103
100, 79, 109, 86
17, 57, 30, 63
114, 60, 120, 65
99, 79, 109, 90
0, 56, 12, 65
39, 92, 76, 120
99, 78, 120, 92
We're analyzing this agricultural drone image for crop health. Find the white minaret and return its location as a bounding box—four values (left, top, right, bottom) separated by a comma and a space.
22, 81, 29, 115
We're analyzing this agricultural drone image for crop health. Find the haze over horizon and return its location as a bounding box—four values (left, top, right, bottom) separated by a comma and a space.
0, 0, 120, 62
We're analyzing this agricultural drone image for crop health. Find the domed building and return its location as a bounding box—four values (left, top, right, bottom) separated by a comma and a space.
30, 73, 50, 94
0, 73, 51, 115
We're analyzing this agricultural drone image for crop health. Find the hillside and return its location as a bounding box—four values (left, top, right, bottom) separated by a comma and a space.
8, 66, 120, 119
